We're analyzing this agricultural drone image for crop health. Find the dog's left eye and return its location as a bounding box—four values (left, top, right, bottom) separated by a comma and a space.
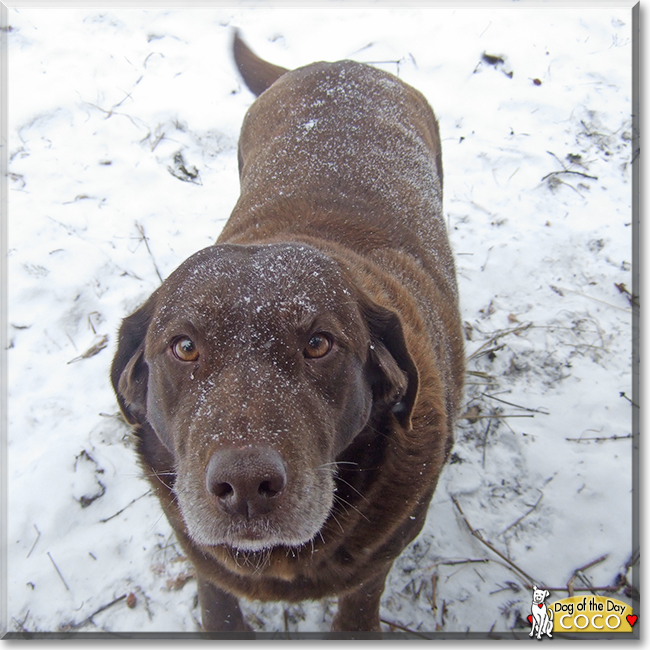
304, 333, 333, 359
172, 337, 199, 362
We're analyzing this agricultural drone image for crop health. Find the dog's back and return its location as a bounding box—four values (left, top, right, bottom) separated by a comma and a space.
228, 34, 445, 259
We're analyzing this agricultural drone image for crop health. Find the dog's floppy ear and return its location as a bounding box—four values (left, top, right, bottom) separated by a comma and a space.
110, 296, 156, 427
361, 299, 419, 430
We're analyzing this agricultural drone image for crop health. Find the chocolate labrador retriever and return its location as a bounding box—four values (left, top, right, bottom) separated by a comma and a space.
111, 31, 464, 634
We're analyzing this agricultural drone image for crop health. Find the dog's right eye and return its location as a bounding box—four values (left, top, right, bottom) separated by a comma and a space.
304, 333, 333, 359
172, 337, 199, 362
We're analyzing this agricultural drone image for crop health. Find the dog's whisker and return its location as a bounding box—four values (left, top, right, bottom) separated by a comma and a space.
333, 494, 371, 523
148, 508, 169, 534
334, 476, 370, 503
332, 494, 351, 515
148, 469, 175, 489
327, 509, 346, 534
318, 461, 360, 469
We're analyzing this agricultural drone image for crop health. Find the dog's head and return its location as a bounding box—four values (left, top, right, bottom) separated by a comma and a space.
112, 243, 418, 552
532, 586, 550, 605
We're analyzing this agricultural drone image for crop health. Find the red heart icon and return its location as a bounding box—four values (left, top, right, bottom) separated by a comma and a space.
627, 615, 637, 628
528, 615, 533, 625
538, 603, 544, 608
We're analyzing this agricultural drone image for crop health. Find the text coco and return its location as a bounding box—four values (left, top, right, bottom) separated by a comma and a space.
554, 598, 627, 630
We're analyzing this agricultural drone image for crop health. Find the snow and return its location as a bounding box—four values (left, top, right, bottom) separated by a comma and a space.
3, 3, 637, 639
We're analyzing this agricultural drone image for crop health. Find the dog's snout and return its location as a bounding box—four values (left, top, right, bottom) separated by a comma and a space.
206, 446, 287, 518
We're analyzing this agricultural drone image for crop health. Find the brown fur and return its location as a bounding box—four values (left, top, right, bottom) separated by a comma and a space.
111, 31, 464, 634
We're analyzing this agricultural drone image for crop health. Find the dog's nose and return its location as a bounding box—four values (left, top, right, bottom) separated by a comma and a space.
205, 446, 287, 518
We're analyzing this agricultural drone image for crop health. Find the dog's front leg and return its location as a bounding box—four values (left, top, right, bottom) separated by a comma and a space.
197, 576, 252, 633
330, 564, 392, 633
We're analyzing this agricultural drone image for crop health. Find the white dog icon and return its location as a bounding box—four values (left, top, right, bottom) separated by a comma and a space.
529, 586, 554, 639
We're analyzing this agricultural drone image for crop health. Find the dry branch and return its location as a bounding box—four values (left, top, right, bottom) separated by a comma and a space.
47, 551, 70, 592
27, 524, 41, 558
431, 574, 437, 612
135, 221, 164, 284
100, 490, 152, 523
466, 323, 532, 362
67, 334, 109, 364
566, 434, 631, 443
483, 393, 549, 414
566, 554, 608, 597
61, 594, 127, 631
380, 618, 430, 639
541, 169, 598, 182
620, 391, 639, 408
465, 414, 535, 420
500, 491, 543, 536
451, 495, 537, 586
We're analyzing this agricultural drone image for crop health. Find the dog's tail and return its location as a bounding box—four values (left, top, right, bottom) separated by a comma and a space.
232, 29, 289, 96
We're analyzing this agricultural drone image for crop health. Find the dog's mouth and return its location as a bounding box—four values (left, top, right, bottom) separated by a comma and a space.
175, 464, 336, 554
214, 517, 314, 553
189, 514, 328, 557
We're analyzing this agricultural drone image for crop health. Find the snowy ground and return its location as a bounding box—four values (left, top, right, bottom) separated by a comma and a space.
3, 3, 638, 639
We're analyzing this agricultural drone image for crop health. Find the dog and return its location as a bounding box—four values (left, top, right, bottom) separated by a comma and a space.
111, 31, 464, 634
530, 586, 554, 639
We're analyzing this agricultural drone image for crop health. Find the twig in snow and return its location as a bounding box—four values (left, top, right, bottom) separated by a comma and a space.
428, 558, 490, 569
621, 551, 640, 600
567, 555, 608, 597
554, 286, 632, 313
500, 490, 543, 536
61, 594, 127, 631
431, 574, 437, 612
466, 323, 532, 362
135, 221, 164, 285
541, 169, 598, 182
27, 524, 41, 558
451, 495, 537, 586
67, 334, 108, 364
12, 611, 32, 636
483, 393, 549, 415
489, 581, 522, 595
566, 434, 631, 443
625, 549, 639, 571
87, 311, 102, 335
614, 282, 639, 307
83, 100, 141, 129
620, 391, 639, 408
481, 418, 493, 468
100, 490, 152, 523
380, 618, 430, 639
465, 413, 535, 420
470, 344, 505, 361
487, 621, 500, 639
283, 607, 289, 633
47, 551, 70, 592
574, 554, 609, 574
465, 370, 497, 381
544, 149, 598, 181
542, 585, 626, 594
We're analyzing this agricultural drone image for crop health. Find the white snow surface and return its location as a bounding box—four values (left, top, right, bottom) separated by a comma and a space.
4, 4, 636, 637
